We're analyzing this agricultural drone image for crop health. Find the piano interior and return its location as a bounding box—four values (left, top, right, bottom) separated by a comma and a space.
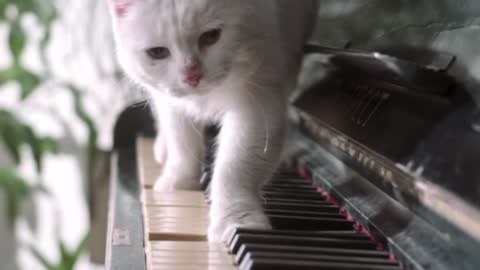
105, 45, 480, 270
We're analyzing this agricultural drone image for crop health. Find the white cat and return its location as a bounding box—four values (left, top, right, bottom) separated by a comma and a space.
107, 0, 317, 242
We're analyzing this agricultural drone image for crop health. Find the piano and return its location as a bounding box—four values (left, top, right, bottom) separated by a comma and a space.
104, 45, 480, 270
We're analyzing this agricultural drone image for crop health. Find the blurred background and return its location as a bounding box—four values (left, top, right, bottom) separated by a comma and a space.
0, 1, 125, 269
0, 1, 479, 270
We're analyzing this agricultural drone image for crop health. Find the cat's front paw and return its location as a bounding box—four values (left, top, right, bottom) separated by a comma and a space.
153, 173, 201, 191
208, 207, 271, 243
153, 135, 167, 165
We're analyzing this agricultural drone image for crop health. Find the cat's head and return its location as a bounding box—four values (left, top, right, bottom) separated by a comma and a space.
107, 0, 262, 98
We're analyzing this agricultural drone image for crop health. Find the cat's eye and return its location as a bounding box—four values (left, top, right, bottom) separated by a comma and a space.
146, 47, 170, 60
199, 29, 222, 47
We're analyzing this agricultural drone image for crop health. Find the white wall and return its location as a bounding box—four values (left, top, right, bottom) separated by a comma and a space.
0, 1, 129, 269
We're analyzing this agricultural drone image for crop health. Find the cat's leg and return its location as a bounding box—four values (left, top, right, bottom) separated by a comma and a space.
208, 105, 287, 242
151, 102, 167, 165
153, 107, 204, 191
153, 132, 167, 165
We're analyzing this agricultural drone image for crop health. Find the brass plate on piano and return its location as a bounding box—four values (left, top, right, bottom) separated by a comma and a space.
112, 228, 131, 246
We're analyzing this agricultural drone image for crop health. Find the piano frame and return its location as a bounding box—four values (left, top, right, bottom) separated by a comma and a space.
105, 45, 480, 270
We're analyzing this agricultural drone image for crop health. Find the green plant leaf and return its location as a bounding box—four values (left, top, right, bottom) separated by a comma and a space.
23, 126, 58, 172
0, 168, 32, 227
0, 124, 23, 164
24, 126, 43, 172
0, 2, 6, 21
0, 67, 17, 86
41, 137, 58, 154
39, 29, 52, 73
66, 85, 98, 179
0, 109, 57, 172
0, 67, 41, 98
31, 0, 57, 26
29, 232, 89, 270
68, 232, 89, 269
8, 19, 26, 64
0, 65, 42, 100
30, 245, 54, 270
17, 68, 41, 99
0, 110, 25, 164
59, 241, 70, 269
11, 0, 57, 26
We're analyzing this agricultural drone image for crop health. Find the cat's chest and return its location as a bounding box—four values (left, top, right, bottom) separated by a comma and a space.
172, 96, 225, 123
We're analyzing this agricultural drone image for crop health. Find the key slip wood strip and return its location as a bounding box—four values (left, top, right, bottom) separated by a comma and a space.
149, 264, 237, 270
143, 205, 209, 240
150, 252, 233, 264
142, 190, 208, 207
147, 242, 235, 270
149, 241, 228, 251
144, 206, 209, 217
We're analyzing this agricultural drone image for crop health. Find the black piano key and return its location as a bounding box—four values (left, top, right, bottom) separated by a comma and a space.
235, 243, 390, 265
227, 171, 403, 270
271, 179, 311, 185
262, 188, 320, 194
241, 251, 399, 266
262, 191, 326, 201
264, 202, 341, 213
272, 172, 304, 178
263, 183, 318, 191
262, 186, 323, 193
265, 209, 345, 219
264, 198, 331, 205
205, 170, 401, 269
262, 187, 323, 194
270, 177, 312, 185
269, 215, 354, 230
262, 187, 320, 194
230, 233, 377, 254
240, 257, 402, 270
200, 170, 212, 191
227, 228, 370, 249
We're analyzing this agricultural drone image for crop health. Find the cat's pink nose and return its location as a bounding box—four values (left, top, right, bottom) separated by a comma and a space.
183, 64, 203, 88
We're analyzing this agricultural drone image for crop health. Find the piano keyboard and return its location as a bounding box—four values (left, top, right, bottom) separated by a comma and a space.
136, 136, 402, 270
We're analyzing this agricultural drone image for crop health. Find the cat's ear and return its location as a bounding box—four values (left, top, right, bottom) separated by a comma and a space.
107, 0, 134, 17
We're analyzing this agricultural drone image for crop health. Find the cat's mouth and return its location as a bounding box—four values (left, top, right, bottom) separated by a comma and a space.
164, 77, 226, 98
166, 84, 212, 98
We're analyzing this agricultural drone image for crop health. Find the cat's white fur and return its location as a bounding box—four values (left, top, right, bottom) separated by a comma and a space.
107, 0, 317, 242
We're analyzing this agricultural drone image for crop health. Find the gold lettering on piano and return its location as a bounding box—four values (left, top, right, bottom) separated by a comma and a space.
385, 170, 394, 181
331, 137, 339, 147
348, 147, 357, 158
296, 111, 397, 188
357, 152, 364, 163
380, 167, 387, 177
339, 137, 347, 152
